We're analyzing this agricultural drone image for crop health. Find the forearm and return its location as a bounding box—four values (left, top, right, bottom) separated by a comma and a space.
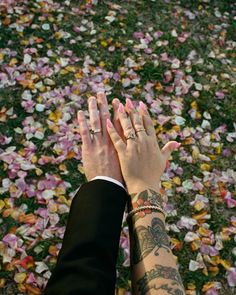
45, 179, 128, 295
127, 189, 185, 295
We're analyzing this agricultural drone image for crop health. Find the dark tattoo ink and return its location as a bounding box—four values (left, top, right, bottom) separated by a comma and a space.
137, 264, 184, 295
133, 217, 171, 264
128, 189, 165, 222
130, 189, 164, 208
154, 283, 184, 295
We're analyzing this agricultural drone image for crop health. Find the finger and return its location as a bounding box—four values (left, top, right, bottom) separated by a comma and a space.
88, 96, 102, 138
106, 118, 126, 153
117, 103, 137, 147
112, 98, 126, 141
77, 110, 92, 146
161, 141, 181, 161
125, 98, 147, 140
138, 101, 156, 137
97, 92, 111, 139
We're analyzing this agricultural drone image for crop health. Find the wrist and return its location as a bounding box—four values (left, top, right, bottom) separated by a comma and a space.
127, 182, 161, 195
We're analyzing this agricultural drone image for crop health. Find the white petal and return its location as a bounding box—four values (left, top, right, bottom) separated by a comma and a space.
189, 260, 199, 271
35, 104, 45, 112
42, 190, 54, 200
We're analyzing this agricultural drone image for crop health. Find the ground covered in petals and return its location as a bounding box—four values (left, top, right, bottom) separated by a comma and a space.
0, 0, 235, 294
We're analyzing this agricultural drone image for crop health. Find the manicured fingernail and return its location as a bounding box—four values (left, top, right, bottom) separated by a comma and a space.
139, 101, 147, 111
174, 142, 181, 149
165, 160, 170, 169
106, 118, 113, 128
126, 98, 134, 110
118, 103, 125, 113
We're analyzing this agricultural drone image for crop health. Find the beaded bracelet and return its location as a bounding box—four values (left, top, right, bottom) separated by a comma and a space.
127, 205, 167, 221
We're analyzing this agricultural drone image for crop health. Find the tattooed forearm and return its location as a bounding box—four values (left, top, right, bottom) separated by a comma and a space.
128, 189, 165, 222
133, 217, 171, 264
154, 283, 184, 295
137, 264, 184, 295
130, 189, 164, 208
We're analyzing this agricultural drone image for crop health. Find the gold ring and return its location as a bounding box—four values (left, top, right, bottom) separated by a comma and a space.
135, 128, 146, 133
125, 130, 136, 140
90, 129, 101, 134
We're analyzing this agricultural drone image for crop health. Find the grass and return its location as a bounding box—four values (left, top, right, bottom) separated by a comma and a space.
0, 0, 235, 294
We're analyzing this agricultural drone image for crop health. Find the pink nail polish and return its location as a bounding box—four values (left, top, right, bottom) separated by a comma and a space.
118, 103, 125, 113
126, 98, 134, 109
139, 101, 147, 111
174, 142, 181, 149
106, 118, 113, 128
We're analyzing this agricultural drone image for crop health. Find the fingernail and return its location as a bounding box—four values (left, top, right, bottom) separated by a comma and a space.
106, 118, 113, 128
126, 98, 134, 110
165, 160, 170, 169
118, 103, 125, 113
112, 98, 120, 106
139, 101, 147, 111
174, 142, 181, 149
89, 97, 96, 103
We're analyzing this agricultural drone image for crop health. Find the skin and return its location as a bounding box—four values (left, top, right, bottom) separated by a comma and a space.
77, 92, 185, 294
77, 92, 180, 192
77, 92, 125, 185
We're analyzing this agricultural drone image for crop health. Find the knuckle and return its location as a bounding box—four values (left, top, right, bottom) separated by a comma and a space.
125, 125, 134, 133
81, 129, 88, 136
92, 118, 100, 125
102, 112, 110, 118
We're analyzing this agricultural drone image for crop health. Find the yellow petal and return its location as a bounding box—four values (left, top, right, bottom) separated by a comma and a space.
162, 181, 172, 189
200, 164, 210, 171
208, 155, 217, 160
0, 200, 5, 211
195, 112, 202, 119
173, 177, 181, 185
194, 200, 205, 211
209, 266, 219, 276
0, 278, 6, 288
202, 267, 208, 276
48, 110, 62, 122
77, 164, 85, 174
215, 145, 222, 154
101, 40, 108, 47
209, 256, 220, 266
202, 282, 215, 292
187, 283, 196, 290
99, 61, 106, 67
9, 58, 18, 66
14, 272, 27, 283
219, 259, 231, 270
191, 101, 198, 109
35, 168, 43, 176
75, 72, 84, 79
192, 210, 209, 220
65, 66, 76, 72
60, 69, 69, 75
198, 227, 211, 237
31, 155, 38, 164
191, 240, 201, 251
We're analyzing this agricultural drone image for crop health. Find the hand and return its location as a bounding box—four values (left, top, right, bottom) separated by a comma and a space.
77, 92, 125, 185
106, 98, 181, 195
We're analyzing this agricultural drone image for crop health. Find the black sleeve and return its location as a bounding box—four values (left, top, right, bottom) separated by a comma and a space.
44, 179, 128, 295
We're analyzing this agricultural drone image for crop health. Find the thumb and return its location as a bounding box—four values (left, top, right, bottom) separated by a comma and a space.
161, 141, 181, 162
